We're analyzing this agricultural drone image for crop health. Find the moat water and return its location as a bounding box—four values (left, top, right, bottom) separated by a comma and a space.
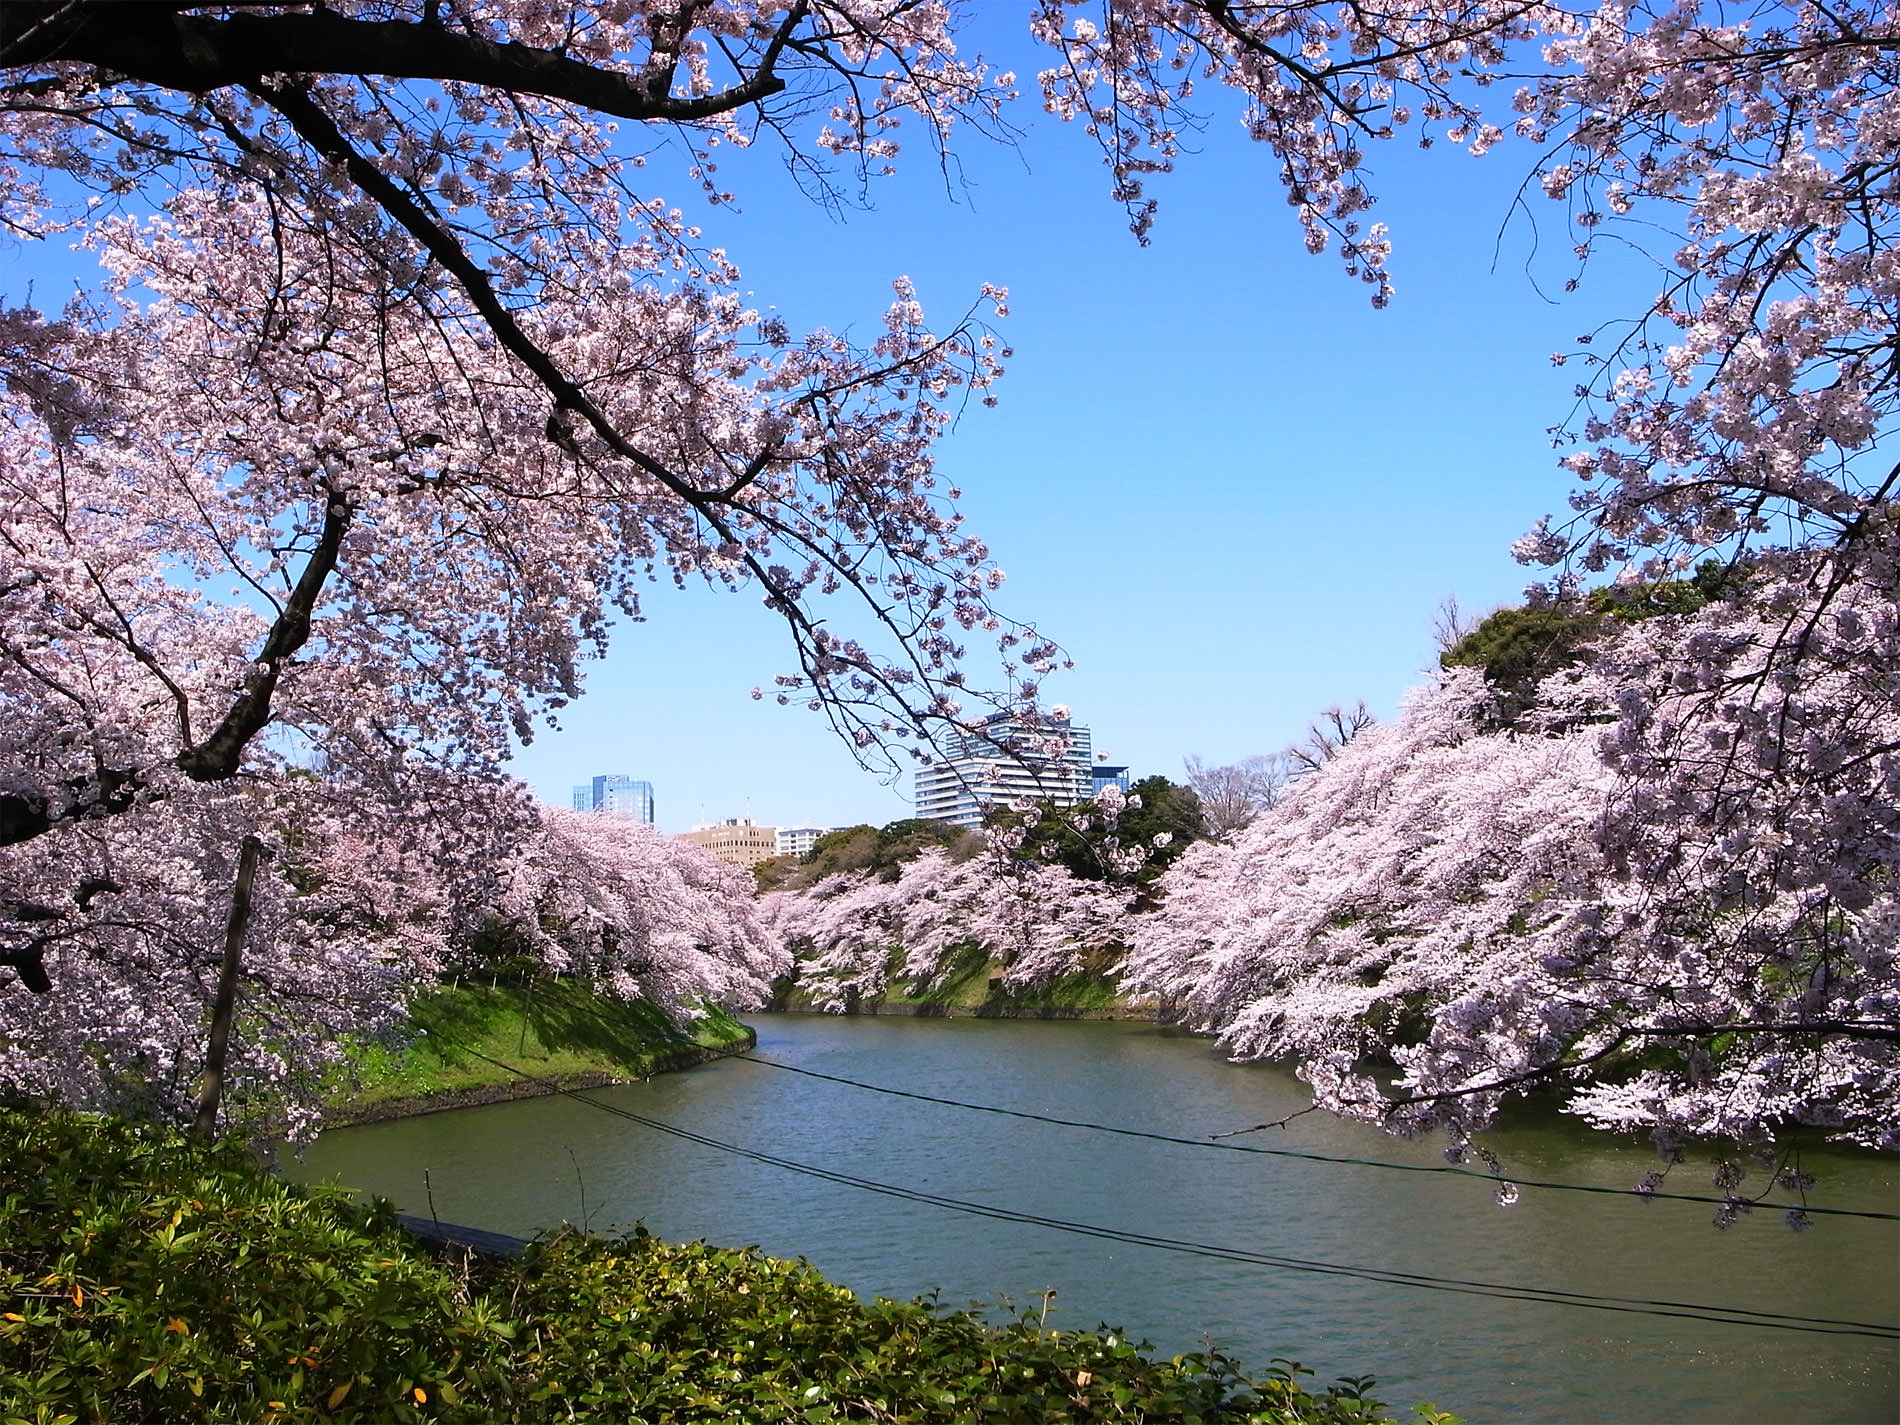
293, 1013, 1899, 1423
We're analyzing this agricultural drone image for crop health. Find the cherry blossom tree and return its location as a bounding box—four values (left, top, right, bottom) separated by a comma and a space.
1129, 634, 1899, 1181
767, 842, 1132, 1009
1037, 0, 1898, 580
0, 774, 467, 1141
4, 0, 1891, 800
1129, 671, 1617, 1132
1040, 0, 1899, 1166
1563, 561, 1900, 1161
0, 775, 781, 1137
0, 3, 1050, 865
1, 0, 1031, 1109
485, 807, 784, 1023
3, 1, 1895, 1154
0, 185, 1019, 862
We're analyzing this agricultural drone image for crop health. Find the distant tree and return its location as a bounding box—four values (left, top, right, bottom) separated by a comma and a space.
1441, 561, 1743, 723
1116, 777, 1208, 884
486, 810, 785, 1024
1286, 703, 1378, 775
751, 854, 802, 895
987, 776, 1205, 888
1182, 755, 1291, 840
871, 819, 987, 873
800, 826, 884, 879
1430, 597, 1484, 656
1439, 604, 1609, 722
760, 818, 981, 893
765, 847, 1131, 1009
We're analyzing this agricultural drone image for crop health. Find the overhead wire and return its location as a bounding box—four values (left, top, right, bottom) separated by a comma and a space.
431, 1037, 1900, 1342
727, 1053, 1900, 1223
528, 991, 1898, 1223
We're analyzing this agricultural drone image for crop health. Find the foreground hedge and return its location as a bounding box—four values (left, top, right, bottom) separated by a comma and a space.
0, 1110, 1452, 1424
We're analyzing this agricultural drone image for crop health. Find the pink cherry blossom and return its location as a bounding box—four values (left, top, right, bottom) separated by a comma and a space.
3, 2, 1894, 1157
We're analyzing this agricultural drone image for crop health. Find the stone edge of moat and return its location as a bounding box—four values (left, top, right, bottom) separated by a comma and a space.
324, 1029, 758, 1128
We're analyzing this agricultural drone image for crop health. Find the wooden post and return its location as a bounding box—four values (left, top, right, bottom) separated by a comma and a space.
191, 835, 265, 1144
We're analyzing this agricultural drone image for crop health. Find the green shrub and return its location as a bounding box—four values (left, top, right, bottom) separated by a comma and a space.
0, 1110, 506, 1423
498, 1229, 1416, 1423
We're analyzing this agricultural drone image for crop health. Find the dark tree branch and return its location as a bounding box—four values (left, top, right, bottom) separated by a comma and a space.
0, 942, 53, 994
1, 2, 800, 122
252, 80, 701, 500
0, 765, 140, 851
173, 479, 353, 782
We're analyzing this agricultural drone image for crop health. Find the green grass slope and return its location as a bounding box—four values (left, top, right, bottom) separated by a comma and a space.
330, 982, 754, 1119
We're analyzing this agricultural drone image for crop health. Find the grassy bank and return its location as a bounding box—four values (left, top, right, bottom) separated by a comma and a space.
0, 1109, 1445, 1424
329, 981, 754, 1121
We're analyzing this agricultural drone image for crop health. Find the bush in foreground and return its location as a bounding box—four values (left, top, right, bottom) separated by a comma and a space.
0, 1110, 1452, 1423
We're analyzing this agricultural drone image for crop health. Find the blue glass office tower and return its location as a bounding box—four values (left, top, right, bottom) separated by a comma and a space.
569, 774, 656, 824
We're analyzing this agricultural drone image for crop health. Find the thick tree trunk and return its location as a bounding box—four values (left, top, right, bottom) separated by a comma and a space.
190, 835, 266, 1144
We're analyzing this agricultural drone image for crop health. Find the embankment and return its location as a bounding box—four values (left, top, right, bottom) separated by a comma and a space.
326, 980, 755, 1126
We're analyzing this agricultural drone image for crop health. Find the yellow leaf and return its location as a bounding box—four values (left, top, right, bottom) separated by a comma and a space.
413, 1387, 427, 1404
2, 1312, 23, 1322
1076, 1370, 1093, 1387
326, 1381, 352, 1409
166, 1317, 189, 1334
71, 1286, 83, 1307
268, 1404, 286, 1412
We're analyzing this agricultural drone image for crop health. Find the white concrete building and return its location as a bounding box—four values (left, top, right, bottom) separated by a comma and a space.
774, 825, 829, 858
912, 710, 1096, 829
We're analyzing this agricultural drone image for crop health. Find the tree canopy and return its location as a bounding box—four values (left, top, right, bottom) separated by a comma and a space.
754, 818, 982, 892
1440, 561, 1741, 721
986, 776, 1206, 888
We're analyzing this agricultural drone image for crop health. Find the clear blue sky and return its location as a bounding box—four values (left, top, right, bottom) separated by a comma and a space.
1, 22, 1657, 833
518, 24, 1653, 832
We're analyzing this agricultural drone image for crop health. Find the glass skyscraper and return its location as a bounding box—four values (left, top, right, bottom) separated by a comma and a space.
570, 774, 655, 824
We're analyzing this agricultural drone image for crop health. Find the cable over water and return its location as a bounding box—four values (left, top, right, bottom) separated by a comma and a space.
432, 1037, 1900, 1342
730, 1053, 1900, 1223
